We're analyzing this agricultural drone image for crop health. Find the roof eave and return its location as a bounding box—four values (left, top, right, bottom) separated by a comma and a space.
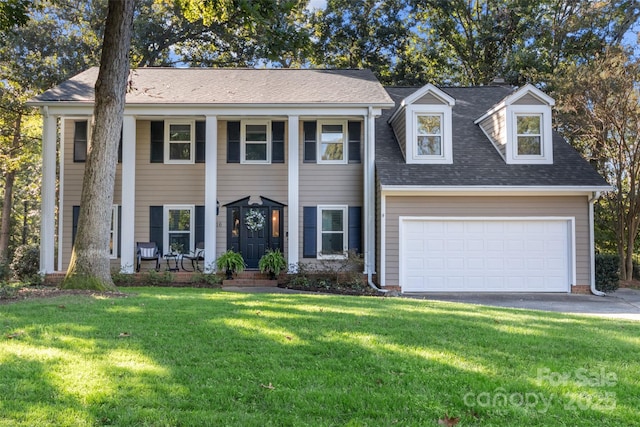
380, 185, 612, 196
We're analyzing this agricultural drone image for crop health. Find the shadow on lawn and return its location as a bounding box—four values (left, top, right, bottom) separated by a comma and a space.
1, 288, 639, 426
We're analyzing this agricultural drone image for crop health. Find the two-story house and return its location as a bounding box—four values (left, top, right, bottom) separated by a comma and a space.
29, 68, 609, 293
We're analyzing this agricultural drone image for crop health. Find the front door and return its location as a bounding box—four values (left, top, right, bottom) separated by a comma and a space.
226, 196, 285, 269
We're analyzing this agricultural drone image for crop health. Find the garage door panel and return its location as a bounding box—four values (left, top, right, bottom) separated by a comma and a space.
401, 218, 571, 292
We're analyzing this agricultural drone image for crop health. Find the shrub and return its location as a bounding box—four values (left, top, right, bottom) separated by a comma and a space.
190, 270, 223, 286
112, 267, 136, 287
10, 245, 42, 285
595, 253, 620, 293
142, 270, 174, 286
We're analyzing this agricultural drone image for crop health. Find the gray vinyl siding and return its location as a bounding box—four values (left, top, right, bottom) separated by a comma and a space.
383, 195, 591, 287
414, 92, 446, 104
61, 118, 122, 270
479, 109, 506, 157
390, 109, 406, 159
512, 93, 545, 105
216, 120, 289, 259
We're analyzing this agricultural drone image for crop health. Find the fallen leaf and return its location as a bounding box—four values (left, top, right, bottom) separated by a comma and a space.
58, 305, 66, 309
260, 382, 275, 390
285, 336, 292, 340
118, 332, 131, 338
438, 414, 460, 426
256, 310, 261, 315
6, 331, 25, 339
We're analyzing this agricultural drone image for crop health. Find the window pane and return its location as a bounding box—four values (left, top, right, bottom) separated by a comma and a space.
246, 124, 267, 142
232, 208, 240, 237
517, 136, 541, 155
322, 209, 343, 232
169, 233, 190, 254
417, 115, 441, 135
169, 124, 191, 142
322, 234, 344, 254
321, 143, 343, 161
272, 210, 280, 238
517, 115, 541, 134
168, 209, 191, 231
417, 136, 442, 156
321, 124, 344, 143
169, 142, 191, 160
246, 143, 267, 160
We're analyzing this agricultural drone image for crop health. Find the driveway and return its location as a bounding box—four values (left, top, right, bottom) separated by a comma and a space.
403, 288, 640, 320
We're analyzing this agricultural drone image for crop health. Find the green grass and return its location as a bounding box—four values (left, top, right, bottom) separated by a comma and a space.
1, 287, 639, 426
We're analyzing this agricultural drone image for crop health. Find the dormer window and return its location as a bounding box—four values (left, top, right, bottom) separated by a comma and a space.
515, 114, 542, 156
388, 84, 454, 165
475, 84, 554, 165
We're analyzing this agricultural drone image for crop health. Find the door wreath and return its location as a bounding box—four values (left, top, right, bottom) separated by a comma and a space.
245, 208, 266, 232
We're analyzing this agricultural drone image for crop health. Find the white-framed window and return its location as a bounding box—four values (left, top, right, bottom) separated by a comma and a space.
515, 113, 542, 156
317, 120, 347, 164
317, 205, 348, 259
241, 120, 271, 163
415, 113, 443, 157
163, 205, 194, 254
406, 106, 453, 164
506, 105, 553, 164
164, 120, 195, 164
109, 205, 118, 259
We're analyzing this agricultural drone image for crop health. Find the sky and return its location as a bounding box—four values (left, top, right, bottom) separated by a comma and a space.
306, 0, 327, 11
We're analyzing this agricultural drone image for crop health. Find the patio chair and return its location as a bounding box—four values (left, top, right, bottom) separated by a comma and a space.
136, 242, 160, 272
181, 242, 205, 272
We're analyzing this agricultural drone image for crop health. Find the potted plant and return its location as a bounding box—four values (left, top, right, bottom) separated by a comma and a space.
258, 249, 287, 280
216, 250, 246, 279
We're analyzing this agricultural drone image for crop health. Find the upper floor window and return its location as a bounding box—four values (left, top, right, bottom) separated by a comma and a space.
416, 114, 443, 157
164, 120, 195, 164
515, 114, 542, 156
318, 120, 347, 164
109, 205, 118, 259
241, 120, 271, 163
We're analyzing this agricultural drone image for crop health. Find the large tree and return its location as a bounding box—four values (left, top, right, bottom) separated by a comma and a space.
62, 0, 135, 290
552, 49, 640, 281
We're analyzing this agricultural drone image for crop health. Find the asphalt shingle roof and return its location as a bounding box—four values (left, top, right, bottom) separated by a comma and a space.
376, 86, 609, 188
30, 67, 394, 106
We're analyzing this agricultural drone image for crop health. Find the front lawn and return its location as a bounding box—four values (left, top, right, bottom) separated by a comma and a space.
1, 287, 638, 426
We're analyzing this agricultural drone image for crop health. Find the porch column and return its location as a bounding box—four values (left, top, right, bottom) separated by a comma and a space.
120, 115, 136, 273
364, 107, 376, 275
204, 115, 218, 272
287, 115, 299, 269
40, 110, 57, 273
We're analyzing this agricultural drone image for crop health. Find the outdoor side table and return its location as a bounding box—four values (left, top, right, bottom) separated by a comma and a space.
164, 253, 180, 272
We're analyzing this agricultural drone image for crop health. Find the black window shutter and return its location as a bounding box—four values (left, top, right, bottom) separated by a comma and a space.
195, 206, 205, 248
117, 206, 122, 257
303, 206, 317, 258
118, 129, 123, 163
73, 121, 87, 162
72, 206, 80, 245
149, 206, 164, 253
150, 121, 164, 163
195, 121, 206, 163
348, 206, 362, 254
227, 121, 240, 163
303, 121, 316, 163
348, 121, 362, 163
272, 121, 285, 163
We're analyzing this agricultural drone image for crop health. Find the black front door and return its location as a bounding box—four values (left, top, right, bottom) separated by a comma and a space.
226, 196, 285, 269
241, 206, 269, 269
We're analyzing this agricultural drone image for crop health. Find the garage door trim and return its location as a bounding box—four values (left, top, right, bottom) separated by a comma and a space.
398, 216, 576, 293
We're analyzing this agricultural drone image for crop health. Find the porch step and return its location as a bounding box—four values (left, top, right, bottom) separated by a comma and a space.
222, 279, 278, 287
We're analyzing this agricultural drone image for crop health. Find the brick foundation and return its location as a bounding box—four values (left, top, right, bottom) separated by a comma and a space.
571, 285, 592, 295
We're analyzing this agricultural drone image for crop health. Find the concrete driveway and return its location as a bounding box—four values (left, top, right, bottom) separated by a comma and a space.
403, 288, 640, 320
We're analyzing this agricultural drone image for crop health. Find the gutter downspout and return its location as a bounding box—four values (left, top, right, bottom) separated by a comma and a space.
589, 191, 605, 296
365, 106, 387, 294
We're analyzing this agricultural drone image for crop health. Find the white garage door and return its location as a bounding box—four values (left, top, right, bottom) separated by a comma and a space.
400, 218, 573, 292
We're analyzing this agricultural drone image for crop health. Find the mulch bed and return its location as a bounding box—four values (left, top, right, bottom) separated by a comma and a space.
0, 286, 129, 305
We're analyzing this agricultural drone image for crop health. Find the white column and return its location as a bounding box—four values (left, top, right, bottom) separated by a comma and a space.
40, 110, 57, 273
287, 116, 300, 270
204, 115, 218, 272
57, 119, 65, 272
120, 115, 136, 273
364, 107, 376, 275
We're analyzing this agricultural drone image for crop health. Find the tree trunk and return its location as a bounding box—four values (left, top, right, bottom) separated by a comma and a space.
0, 113, 21, 262
63, 0, 135, 291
